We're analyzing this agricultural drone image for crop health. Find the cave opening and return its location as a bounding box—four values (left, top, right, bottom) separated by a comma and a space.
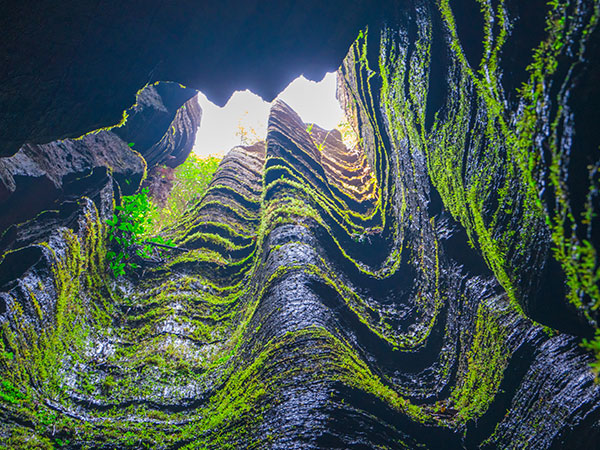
192, 71, 350, 158
140, 69, 364, 242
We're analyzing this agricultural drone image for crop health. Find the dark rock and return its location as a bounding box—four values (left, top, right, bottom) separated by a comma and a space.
0, 0, 398, 157
0, 1, 599, 449
0, 132, 144, 233
112, 83, 202, 168
143, 165, 176, 208
0, 82, 202, 234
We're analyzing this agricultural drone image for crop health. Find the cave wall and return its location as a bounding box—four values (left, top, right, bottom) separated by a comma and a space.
0, 0, 600, 449
0, 82, 201, 236
0, 0, 396, 157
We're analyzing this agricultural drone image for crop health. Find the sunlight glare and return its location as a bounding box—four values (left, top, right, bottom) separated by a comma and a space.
192, 72, 347, 157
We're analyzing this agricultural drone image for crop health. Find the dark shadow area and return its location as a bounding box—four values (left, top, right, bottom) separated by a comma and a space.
0, 246, 42, 288
502, 0, 548, 103
0, 176, 59, 234
528, 254, 594, 338
452, 0, 485, 70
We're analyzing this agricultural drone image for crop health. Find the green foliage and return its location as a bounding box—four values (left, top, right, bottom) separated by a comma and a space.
0, 379, 25, 404
54, 438, 70, 447
106, 187, 157, 276
335, 119, 359, 149
36, 409, 57, 427
147, 154, 221, 234
450, 304, 509, 423
582, 330, 600, 380
106, 155, 220, 276
235, 112, 262, 146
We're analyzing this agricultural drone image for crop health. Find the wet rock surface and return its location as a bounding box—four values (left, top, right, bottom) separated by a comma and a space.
0, 82, 201, 235
0, 1, 600, 449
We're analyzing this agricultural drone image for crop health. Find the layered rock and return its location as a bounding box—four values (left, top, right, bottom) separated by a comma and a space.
112, 83, 202, 168
0, 1, 600, 449
0, 82, 201, 235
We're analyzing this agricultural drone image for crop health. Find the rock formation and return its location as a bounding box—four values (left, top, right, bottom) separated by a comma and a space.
1, 1, 600, 449
0, 82, 201, 234
0, 0, 394, 157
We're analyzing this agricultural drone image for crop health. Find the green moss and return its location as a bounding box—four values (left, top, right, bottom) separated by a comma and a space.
3, 5, 599, 445
450, 303, 510, 423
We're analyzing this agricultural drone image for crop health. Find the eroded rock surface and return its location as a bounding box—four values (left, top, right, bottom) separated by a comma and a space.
0, 1, 600, 449
0, 82, 201, 234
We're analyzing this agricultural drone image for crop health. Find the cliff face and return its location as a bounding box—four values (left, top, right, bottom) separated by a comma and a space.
1, 1, 600, 449
0, 82, 201, 235
332, 1, 600, 446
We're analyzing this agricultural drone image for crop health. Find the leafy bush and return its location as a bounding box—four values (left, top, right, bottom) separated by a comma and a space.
106, 188, 173, 277
146, 154, 221, 234
106, 154, 220, 277
0, 379, 25, 404
582, 330, 600, 381
235, 113, 262, 145
107, 188, 153, 276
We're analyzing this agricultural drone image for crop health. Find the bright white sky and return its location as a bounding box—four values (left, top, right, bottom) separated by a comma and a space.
193, 72, 345, 157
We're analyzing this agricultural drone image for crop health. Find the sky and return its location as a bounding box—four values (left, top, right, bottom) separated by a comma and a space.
192, 72, 345, 157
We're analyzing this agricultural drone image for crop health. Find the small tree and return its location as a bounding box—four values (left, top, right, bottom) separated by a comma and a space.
235, 111, 262, 146
145, 154, 221, 235
106, 188, 155, 276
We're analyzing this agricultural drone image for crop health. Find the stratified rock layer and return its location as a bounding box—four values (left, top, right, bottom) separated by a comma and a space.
0, 82, 201, 235
1, 1, 600, 449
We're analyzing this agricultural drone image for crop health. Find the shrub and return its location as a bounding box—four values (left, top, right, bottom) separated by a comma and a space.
106, 154, 220, 277
106, 187, 169, 277
146, 154, 221, 234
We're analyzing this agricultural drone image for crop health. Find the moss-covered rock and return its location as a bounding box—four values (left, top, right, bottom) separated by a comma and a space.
1, 1, 600, 448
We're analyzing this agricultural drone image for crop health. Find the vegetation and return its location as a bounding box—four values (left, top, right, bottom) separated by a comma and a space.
106, 187, 156, 276
106, 154, 221, 276
146, 154, 221, 235
335, 119, 359, 149
106, 188, 159, 277
235, 111, 263, 146
583, 329, 600, 380
0, 378, 25, 405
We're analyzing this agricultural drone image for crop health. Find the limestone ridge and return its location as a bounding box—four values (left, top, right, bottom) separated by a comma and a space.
0, 82, 201, 235
0, 2, 600, 449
